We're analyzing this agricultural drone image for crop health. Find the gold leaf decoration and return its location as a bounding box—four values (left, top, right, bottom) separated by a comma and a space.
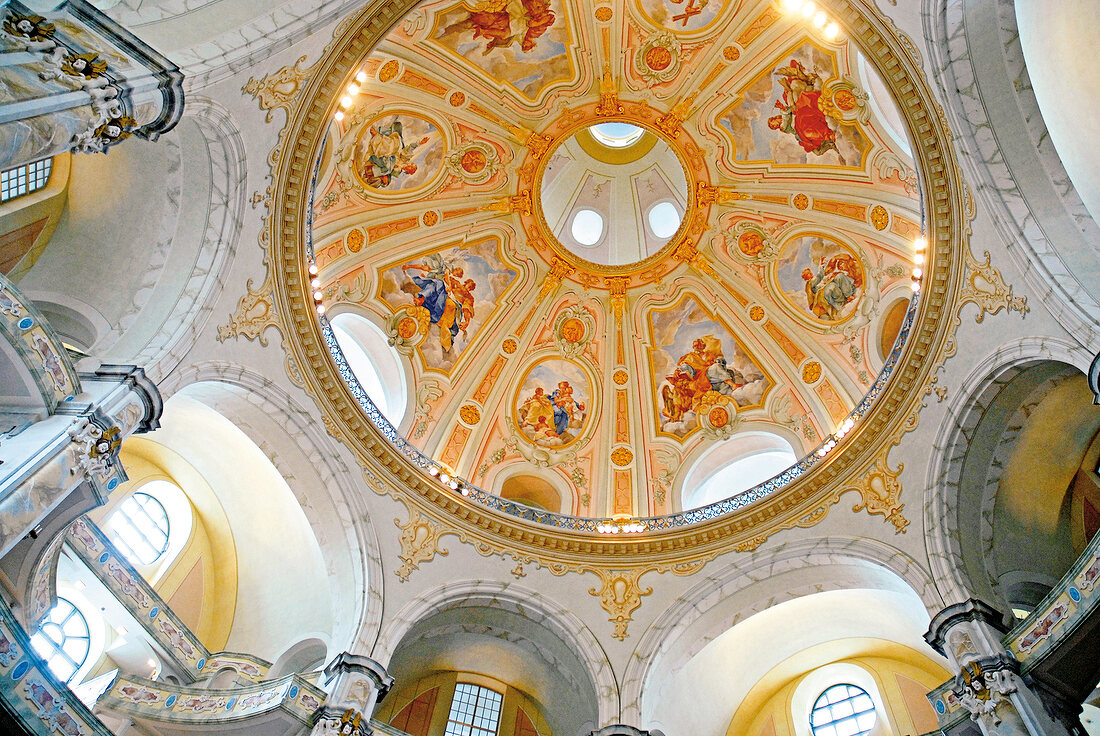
242, 55, 316, 123
589, 568, 652, 641
217, 275, 279, 346
960, 248, 1029, 323
394, 507, 450, 582
847, 454, 908, 532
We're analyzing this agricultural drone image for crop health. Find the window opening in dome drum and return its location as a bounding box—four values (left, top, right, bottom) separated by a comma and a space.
571, 209, 604, 246
590, 122, 644, 147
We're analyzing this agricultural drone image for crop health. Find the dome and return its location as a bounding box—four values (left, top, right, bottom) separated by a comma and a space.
276, 0, 958, 555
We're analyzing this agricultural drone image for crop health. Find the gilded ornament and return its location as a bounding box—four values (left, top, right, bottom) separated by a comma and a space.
393, 507, 450, 581
561, 318, 585, 343
870, 204, 889, 231
832, 88, 858, 111
378, 59, 399, 83
422, 211, 439, 227
793, 193, 810, 209
4, 13, 54, 42
346, 228, 364, 252
590, 569, 652, 641
502, 338, 518, 354
595, 65, 622, 117
847, 455, 909, 533
460, 149, 487, 173
613, 370, 629, 385
242, 55, 315, 123
737, 231, 765, 257
611, 447, 633, 466
723, 45, 741, 61
459, 404, 481, 425
449, 91, 465, 106
644, 46, 672, 72
801, 361, 822, 384
396, 316, 419, 339
749, 306, 765, 321
217, 276, 279, 346
594, 6, 613, 21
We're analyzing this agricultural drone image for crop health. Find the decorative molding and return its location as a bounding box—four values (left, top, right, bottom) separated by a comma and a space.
589, 568, 652, 641
846, 452, 908, 533
242, 55, 317, 123
959, 249, 1029, 323
216, 275, 279, 346
394, 506, 449, 582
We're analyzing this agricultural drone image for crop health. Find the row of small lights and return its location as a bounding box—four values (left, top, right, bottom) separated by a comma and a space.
334, 70, 369, 122
596, 517, 647, 534
310, 261, 325, 314
427, 464, 470, 494
912, 236, 927, 292
780, 0, 841, 40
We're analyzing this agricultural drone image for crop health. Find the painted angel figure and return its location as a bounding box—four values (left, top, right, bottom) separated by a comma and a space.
444, 0, 556, 55
361, 118, 429, 188
768, 59, 838, 155
801, 252, 863, 321
401, 254, 475, 353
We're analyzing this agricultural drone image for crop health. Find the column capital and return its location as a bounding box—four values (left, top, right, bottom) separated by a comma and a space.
323, 653, 394, 701
925, 599, 1009, 655
589, 726, 651, 736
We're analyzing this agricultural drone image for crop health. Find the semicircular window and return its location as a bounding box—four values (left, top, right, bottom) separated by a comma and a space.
682, 432, 798, 510
30, 598, 90, 684
331, 312, 408, 426
107, 491, 170, 566
810, 683, 877, 736
571, 209, 604, 246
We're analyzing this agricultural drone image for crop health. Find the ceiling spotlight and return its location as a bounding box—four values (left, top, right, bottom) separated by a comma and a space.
428, 466, 440, 477
308, 263, 319, 275
340, 95, 353, 108
801, 2, 815, 18
914, 236, 927, 251
782, 0, 802, 11
355, 71, 368, 83
911, 281, 921, 292
825, 22, 839, 39
439, 473, 450, 485
334, 110, 344, 122
915, 253, 925, 264
316, 304, 326, 314
313, 290, 324, 301
813, 11, 826, 27
346, 83, 359, 96
449, 479, 460, 490
913, 267, 923, 278
311, 278, 320, 288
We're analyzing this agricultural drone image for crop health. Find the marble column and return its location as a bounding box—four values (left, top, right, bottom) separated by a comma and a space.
310, 653, 394, 736
926, 600, 1086, 736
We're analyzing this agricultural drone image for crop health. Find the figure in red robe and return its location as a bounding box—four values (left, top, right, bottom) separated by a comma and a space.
767, 59, 838, 156
445, 0, 555, 55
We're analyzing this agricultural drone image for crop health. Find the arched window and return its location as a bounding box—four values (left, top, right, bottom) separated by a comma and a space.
571, 209, 604, 246
809, 683, 877, 736
331, 312, 409, 427
445, 683, 503, 736
30, 598, 90, 684
647, 201, 682, 239
1, 158, 52, 203
107, 491, 170, 565
682, 432, 798, 510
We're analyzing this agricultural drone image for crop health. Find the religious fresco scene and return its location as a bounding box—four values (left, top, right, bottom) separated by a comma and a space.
649, 297, 769, 438
515, 359, 590, 447
378, 239, 517, 372
310, 0, 923, 517
775, 235, 866, 324
354, 113, 444, 192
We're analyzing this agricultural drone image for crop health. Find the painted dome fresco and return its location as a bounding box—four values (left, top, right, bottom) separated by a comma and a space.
303, 0, 928, 530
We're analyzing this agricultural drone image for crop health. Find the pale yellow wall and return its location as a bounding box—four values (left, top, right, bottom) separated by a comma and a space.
88, 438, 238, 651
729, 639, 949, 736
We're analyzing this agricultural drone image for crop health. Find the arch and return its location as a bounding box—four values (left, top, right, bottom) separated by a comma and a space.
924, 336, 1096, 607
620, 537, 941, 725
494, 465, 571, 513
680, 430, 799, 511
158, 362, 384, 657
329, 308, 411, 430
373, 580, 618, 729
269, 637, 329, 678
924, 0, 1100, 353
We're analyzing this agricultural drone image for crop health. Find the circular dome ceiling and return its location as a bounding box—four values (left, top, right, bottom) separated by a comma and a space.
301, 0, 937, 539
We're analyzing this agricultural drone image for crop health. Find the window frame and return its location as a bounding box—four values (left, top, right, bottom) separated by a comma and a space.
444, 682, 504, 736
0, 158, 52, 203
107, 490, 171, 567
809, 683, 878, 736
30, 597, 91, 685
